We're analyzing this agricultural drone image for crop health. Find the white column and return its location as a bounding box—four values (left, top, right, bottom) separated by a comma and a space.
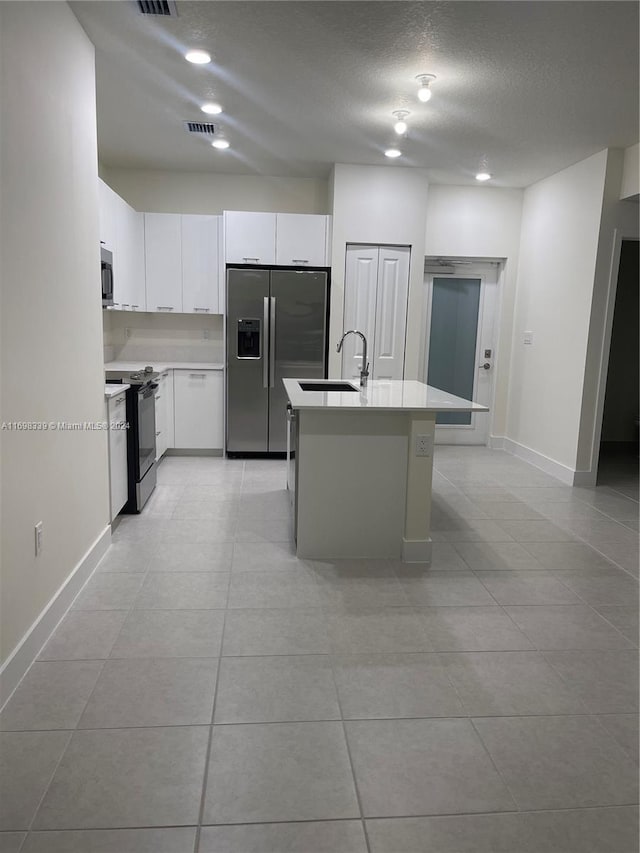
402, 413, 436, 563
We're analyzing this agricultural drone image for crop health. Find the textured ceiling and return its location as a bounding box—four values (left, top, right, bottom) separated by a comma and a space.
70, 1, 639, 186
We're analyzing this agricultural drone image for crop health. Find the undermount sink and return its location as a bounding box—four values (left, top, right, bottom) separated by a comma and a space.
298, 380, 359, 392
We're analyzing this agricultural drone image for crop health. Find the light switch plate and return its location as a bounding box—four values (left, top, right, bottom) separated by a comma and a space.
523, 331, 534, 345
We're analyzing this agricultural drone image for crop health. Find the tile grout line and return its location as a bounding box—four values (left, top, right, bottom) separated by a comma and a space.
327, 649, 373, 853
193, 562, 232, 853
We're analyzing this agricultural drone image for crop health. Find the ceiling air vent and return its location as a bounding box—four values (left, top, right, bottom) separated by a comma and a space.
183, 121, 216, 136
136, 0, 178, 17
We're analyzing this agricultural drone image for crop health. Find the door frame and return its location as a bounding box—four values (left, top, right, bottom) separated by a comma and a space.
580, 231, 639, 487
420, 260, 501, 444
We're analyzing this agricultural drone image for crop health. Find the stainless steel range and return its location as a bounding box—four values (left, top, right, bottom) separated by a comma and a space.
105, 366, 159, 513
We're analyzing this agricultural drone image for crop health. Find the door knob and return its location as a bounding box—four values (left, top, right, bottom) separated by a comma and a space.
479, 362, 491, 370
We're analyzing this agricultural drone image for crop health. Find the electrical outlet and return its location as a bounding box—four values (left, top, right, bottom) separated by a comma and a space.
523, 331, 533, 345
35, 522, 43, 556
415, 434, 433, 457
203, 328, 210, 339
125, 327, 131, 339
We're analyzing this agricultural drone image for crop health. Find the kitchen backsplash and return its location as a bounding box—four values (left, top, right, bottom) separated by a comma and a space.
103, 310, 224, 364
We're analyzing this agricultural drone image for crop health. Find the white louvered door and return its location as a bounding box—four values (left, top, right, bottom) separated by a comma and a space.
342, 245, 379, 382
373, 246, 410, 380
342, 244, 410, 382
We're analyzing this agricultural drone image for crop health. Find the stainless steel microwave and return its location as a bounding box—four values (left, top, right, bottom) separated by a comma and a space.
101, 245, 114, 306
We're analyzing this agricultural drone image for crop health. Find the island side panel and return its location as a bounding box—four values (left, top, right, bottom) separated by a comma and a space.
296, 409, 408, 559
402, 414, 437, 563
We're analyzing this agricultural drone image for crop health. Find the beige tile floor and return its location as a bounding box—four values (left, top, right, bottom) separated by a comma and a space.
1, 447, 638, 852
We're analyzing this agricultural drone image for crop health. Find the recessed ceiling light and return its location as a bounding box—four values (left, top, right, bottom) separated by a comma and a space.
185, 49, 211, 65
385, 148, 402, 159
212, 138, 230, 150
201, 102, 222, 115
416, 73, 436, 103
392, 110, 410, 135
475, 172, 492, 181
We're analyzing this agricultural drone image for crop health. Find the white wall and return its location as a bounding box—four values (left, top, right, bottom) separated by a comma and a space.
424, 186, 524, 437
620, 142, 639, 200
102, 167, 329, 215
105, 311, 224, 364
328, 164, 429, 378
0, 3, 109, 664
505, 151, 609, 472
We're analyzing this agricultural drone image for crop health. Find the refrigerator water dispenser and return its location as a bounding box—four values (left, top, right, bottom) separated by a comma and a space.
237, 318, 261, 358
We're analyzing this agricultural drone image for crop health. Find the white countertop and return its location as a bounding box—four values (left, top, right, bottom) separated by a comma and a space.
104, 384, 130, 398
283, 379, 490, 414
105, 361, 223, 374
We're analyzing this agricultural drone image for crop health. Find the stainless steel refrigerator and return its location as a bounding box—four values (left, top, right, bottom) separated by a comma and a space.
226, 267, 329, 454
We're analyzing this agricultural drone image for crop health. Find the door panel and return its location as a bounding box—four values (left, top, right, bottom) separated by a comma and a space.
269, 270, 327, 452
423, 267, 498, 445
226, 268, 270, 452
342, 245, 378, 381
374, 246, 410, 380
427, 277, 481, 425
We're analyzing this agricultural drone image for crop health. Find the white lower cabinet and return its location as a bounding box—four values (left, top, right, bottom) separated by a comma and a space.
173, 369, 223, 450
107, 393, 128, 521
154, 370, 174, 460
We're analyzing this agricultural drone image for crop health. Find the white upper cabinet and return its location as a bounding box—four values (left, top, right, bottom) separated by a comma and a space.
275, 214, 328, 266
98, 180, 118, 253
225, 211, 276, 265
144, 213, 183, 312
181, 215, 220, 314
99, 179, 145, 311
118, 203, 145, 311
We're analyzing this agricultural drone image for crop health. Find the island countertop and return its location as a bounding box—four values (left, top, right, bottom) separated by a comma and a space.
283, 378, 489, 414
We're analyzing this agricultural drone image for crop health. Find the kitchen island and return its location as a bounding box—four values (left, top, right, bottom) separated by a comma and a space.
284, 379, 488, 563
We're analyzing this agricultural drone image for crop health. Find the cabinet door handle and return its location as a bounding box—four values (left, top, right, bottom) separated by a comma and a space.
157, 306, 174, 311
131, 304, 139, 309
193, 306, 210, 312
115, 395, 126, 405
156, 430, 161, 436
189, 373, 207, 378
121, 303, 130, 309
162, 372, 169, 378
243, 257, 259, 262
292, 259, 309, 264
155, 395, 162, 400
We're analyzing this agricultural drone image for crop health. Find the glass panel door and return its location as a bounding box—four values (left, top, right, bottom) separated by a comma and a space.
427, 277, 481, 425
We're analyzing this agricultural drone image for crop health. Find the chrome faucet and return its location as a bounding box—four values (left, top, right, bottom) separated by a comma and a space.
337, 330, 369, 388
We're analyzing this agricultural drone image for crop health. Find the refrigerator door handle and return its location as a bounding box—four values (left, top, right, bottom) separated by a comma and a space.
269, 296, 276, 388
262, 297, 270, 389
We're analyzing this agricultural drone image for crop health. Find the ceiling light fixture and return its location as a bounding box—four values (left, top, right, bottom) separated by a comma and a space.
385, 148, 402, 159
201, 102, 222, 115
185, 49, 211, 65
392, 110, 410, 135
475, 172, 492, 181
415, 73, 436, 103
212, 138, 230, 150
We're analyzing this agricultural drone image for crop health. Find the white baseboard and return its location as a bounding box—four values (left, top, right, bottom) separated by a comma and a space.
402, 537, 433, 564
573, 469, 597, 488
0, 525, 111, 708
500, 437, 576, 486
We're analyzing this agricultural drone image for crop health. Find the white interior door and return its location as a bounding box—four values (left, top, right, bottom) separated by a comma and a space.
373, 246, 410, 380
422, 263, 499, 444
342, 245, 378, 381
